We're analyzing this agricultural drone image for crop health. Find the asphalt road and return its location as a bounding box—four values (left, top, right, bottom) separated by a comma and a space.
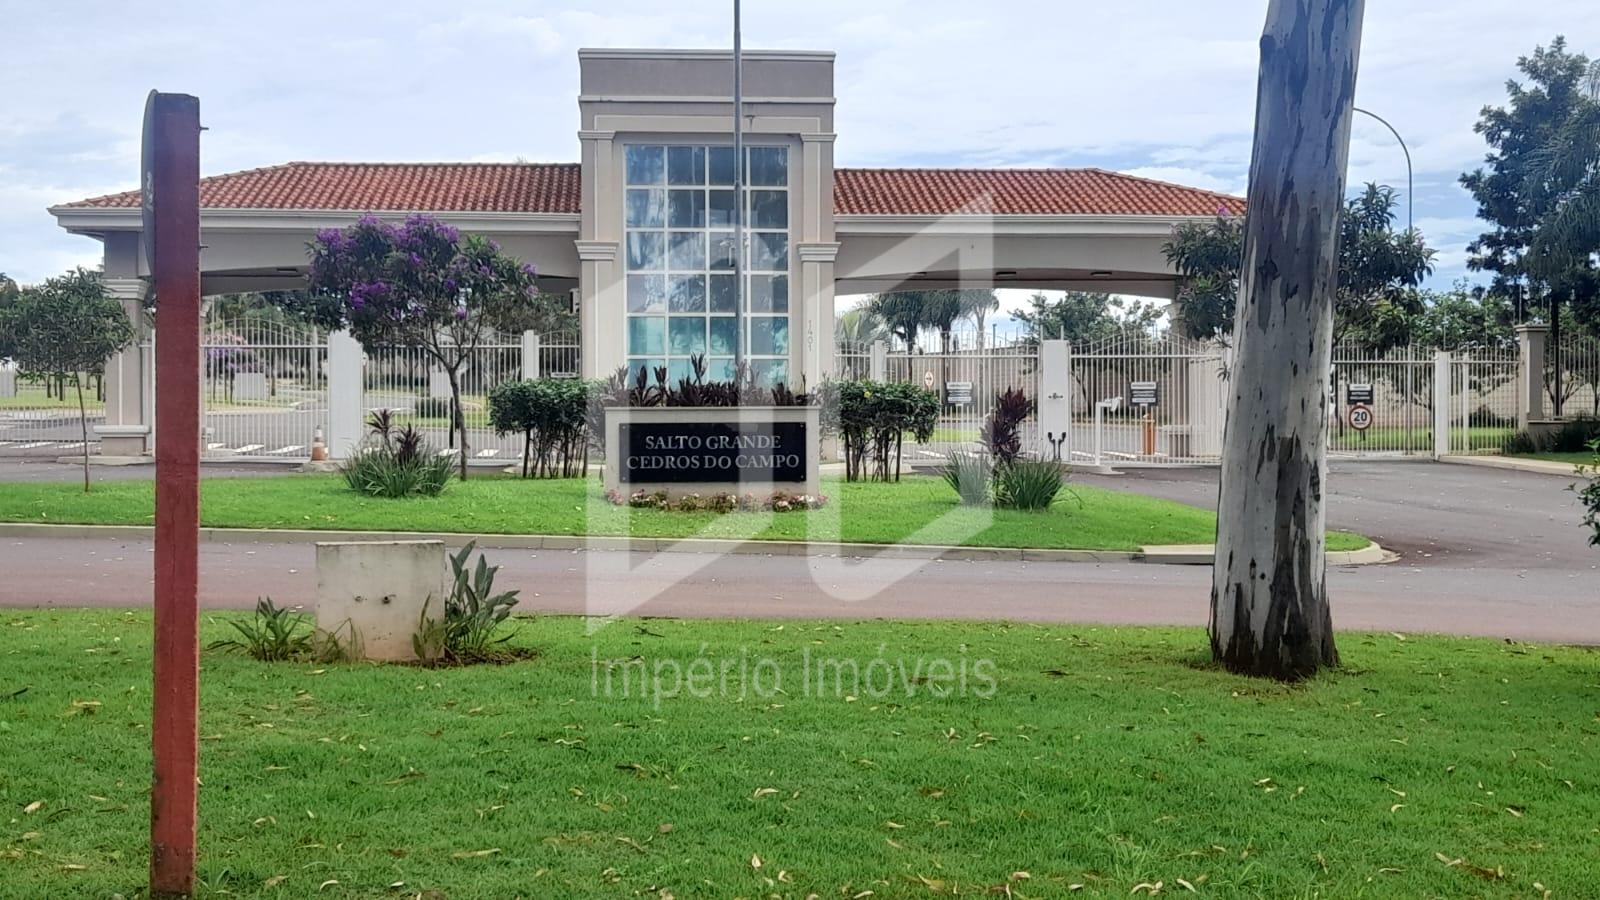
0, 460, 1594, 642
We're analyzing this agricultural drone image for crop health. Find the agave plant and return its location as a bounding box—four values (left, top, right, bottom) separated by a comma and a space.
413, 541, 523, 663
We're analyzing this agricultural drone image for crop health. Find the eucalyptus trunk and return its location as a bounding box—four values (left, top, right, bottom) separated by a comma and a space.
1210, 0, 1365, 680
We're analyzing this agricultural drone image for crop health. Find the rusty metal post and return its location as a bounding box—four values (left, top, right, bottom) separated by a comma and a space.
145, 90, 202, 898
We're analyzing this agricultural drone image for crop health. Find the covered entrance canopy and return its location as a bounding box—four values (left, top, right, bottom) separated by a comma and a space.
48, 47, 1245, 458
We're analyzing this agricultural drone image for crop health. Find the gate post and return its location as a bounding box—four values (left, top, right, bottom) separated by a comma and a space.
521, 331, 542, 380
1514, 323, 1549, 429
1039, 340, 1071, 460
97, 277, 154, 457
1432, 350, 1451, 459
869, 339, 887, 382
327, 329, 365, 460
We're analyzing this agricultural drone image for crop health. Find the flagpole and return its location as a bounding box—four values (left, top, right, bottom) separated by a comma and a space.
732, 0, 745, 377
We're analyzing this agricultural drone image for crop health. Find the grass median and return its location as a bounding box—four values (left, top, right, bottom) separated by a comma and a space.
0, 474, 1370, 552
1, 610, 1594, 897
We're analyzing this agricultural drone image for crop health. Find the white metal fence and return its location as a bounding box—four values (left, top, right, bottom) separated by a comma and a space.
0, 365, 111, 456
1066, 332, 1226, 465
201, 318, 328, 458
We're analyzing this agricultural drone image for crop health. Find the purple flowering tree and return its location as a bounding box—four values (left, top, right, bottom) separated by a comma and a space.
307, 214, 563, 479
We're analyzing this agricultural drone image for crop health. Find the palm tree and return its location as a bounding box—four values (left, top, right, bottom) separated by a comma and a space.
835, 305, 890, 346
957, 290, 1000, 350
866, 292, 929, 352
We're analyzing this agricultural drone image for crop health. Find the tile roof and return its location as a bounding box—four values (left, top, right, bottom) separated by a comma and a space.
59, 162, 584, 214
58, 161, 1243, 218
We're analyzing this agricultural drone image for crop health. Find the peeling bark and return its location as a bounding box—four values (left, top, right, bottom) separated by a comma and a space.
1209, 0, 1364, 680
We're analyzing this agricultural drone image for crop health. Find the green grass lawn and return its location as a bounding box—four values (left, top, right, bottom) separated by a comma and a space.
1510, 451, 1596, 467
0, 475, 1369, 552
1, 610, 1595, 897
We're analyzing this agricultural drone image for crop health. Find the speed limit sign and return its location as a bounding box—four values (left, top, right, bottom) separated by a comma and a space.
1347, 404, 1374, 431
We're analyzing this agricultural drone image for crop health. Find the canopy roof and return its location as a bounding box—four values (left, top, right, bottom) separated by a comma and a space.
58, 161, 1244, 218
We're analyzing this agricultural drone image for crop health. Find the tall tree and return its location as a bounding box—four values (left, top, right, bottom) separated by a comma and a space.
960, 290, 1001, 350
1164, 183, 1432, 349
1211, 0, 1364, 681
306, 214, 562, 480
0, 273, 20, 362
1462, 37, 1600, 415
1013, 291, 1162, 344
7, 269, 135, 491
834, 306, 890, 346
865, 292, 930, 351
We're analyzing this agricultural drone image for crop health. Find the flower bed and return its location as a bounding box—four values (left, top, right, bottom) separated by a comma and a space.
608, 488, 827, 513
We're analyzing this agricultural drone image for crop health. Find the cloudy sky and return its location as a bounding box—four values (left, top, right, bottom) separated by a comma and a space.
2, 1, 1595, 311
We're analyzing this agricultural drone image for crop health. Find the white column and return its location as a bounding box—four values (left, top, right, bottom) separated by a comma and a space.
797, 242, 840, 392
576, 241, 620, 379
521, 331, 542, 380
326, 330, 365, 459
1432, 350, 1452, 458
869, 340, 887, 382
1515, 323, 1549, 429
96, 277, 152, 457
1038, 340, 1071, 461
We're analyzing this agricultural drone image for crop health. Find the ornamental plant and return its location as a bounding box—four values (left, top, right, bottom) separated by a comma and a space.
835, 380, 939, 482
306, 214, 568, 480
488, 377, 600, 478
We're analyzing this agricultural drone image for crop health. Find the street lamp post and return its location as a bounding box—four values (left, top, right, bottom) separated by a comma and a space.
1353, 106, 1412, 233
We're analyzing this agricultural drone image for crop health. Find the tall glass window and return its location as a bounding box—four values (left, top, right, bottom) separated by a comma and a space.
624, 143, 790, 386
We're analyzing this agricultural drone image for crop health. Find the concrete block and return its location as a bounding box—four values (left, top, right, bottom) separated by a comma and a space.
315, 540, 445, 661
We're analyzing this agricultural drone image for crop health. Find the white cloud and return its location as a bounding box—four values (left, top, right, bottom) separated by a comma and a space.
2, 0, 1593, 286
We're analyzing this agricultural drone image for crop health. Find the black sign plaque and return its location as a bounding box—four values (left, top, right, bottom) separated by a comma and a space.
620, 421, 807, 484
1346, 383, 1374, 405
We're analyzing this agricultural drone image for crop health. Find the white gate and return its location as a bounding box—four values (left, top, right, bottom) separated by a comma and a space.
0, 365, 114, 456
1066, 332, 1226, 465
201, 318, 328, 459
1329, 343, 1518, 457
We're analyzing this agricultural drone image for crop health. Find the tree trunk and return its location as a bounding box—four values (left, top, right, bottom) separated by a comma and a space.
1210, 0, 1364, 681
76, 378, 91, 493
446, 367, 469, 481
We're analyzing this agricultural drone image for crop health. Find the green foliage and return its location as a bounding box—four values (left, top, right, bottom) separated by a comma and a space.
489, 378, 597, 477
937, 450, 993, 506
205, 597, 320, 662
1013, 291, 1163, 344
414, 541, 522, 664
306, 214, 569, 480
863, 289, 999, 351
601, 355, 814, 409
836, 380, 940, 482
1505, 416, 1600, 455
1163, 184, 1434, 346
613, 489, 826, 513
340, 411, 454, 498
993, 459, 1067, 511
1578, 440, 1600, 547
6, 268, 136, 490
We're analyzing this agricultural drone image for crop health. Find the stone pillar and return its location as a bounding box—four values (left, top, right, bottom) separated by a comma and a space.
521, 331, 541, 380
326, 329, 365, 459
1038, 340, 1071, 460
1515, 323, 1549, 429
96, 277, 153, 457
1432, 350, 1453, 458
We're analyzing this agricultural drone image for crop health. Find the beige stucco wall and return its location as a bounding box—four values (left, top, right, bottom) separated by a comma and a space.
576, 49, 838, 389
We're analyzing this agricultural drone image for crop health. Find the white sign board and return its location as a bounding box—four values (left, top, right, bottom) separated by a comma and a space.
1347, 404, 1373, 431
1130, 381, 1159, 406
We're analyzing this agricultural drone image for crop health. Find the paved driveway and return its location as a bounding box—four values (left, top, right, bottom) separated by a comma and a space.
1, 459, 1596, 642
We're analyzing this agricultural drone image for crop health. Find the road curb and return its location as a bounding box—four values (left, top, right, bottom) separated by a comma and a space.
0, 522, 1390, 566
1439, 454, 1584, 477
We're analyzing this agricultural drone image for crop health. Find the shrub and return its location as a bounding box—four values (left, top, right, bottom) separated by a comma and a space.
489, 378, 598, 477
938, 450, 992, 506
1501, 416, 1600, 455
982, 388, 1034, 465
601, 354, 814, 408
413, 541, 522, 664
1578, 439, 1600, 548
994, 459, 1066, 511
836, 380, 940, 482
207, 597, 316, 662
340, 411, 454, 498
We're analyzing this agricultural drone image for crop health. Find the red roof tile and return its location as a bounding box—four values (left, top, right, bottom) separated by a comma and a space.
833, 167, 1244, 217
59, 161, 1242, 218
59, 161, 584, 214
